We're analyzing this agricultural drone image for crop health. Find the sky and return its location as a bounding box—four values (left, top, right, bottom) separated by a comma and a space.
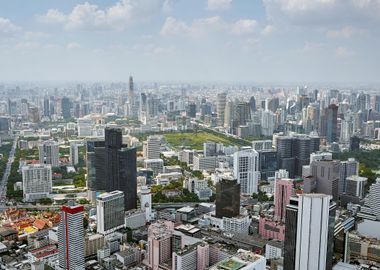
0, 0, 380, 83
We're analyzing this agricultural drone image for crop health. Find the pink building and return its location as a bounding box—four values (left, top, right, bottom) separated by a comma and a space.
274, 178, 294, 221
258, 217, 285, 241
145, 220, 174, 270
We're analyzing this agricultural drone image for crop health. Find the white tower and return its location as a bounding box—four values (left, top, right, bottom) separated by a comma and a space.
233, 148, 260, 195
140, 186, 152, 222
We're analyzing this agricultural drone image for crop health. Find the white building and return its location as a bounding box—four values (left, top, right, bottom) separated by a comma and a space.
143, 135, 161, 159
233, 148, 260, 195
97, 191, 125, 235
38, 140, 59, 167
209, 249, 266, 270
22, 164, 52, 202
364, 178, 380, 220
77, 118, 93, 137
265, 240, 283, 260
193, 155, 217, 171
140, 186, 152, 222
294, 194, 336, 270
58, 204, 85, 270
125, 209, 146, 229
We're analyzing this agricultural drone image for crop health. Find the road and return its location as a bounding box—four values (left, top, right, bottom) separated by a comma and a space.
0, 136, 18, 205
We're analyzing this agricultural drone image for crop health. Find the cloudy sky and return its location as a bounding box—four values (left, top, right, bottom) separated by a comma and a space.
0, 0, 379, 83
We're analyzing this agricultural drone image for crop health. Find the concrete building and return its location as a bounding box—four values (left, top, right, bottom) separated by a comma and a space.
252, 140, 272, 151
140, 186, 152, 222
233, 148, 260, 195
144, 158, 164, 176
311, 159, 340, 201
69, 142, 79, 165
339, 158, 359, 195
193, 155, 217, 171
38, 140, 59, 167
58, 204, 85, 270
284, 194, 336, 270
209, 249, 266, 270
143, 135, 161, 159
215, 178, 240, 219
21, 164, 52, 202
96, 191, 125, 235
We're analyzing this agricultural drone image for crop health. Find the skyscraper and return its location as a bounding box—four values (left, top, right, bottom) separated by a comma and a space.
249, 96, 257, 112
69, 142, 79, 165
233, 148, 260, 195
143, 135, 161, 159
61, 97, 72, 120
105, 127, 137, 210
284, 194, 336, 270
39, 140, 60, 167
311, 159, 340, 201
215, 178, 240, 218
96, 190, 125, 235
325, 104, 338, 143
216, 92, 227, 126
58, 204, 85, 270
274, 178, 293, 221
339, 158, 359, 195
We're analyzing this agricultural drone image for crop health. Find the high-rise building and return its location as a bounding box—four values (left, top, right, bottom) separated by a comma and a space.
235, 102, 251, 126
69, 142, 79, 166
39, 140, 59, 167
311, 159, 340, 201
146, 220, 174, 270
339, 158, 359, 195
86, 139, 106, 191
216, 92, 227, 126
258, 149, 278, 181
58, 204, 85, 270
274, 178, 293, 221
143, 135, 161, 159
325, 104, 338, 143
203, 141, 218, 157
105, 127, 137, 210
375, 95, 380, 112
361, 178, 380, 220
21, 164, 52, 202
43, 96, 50, 117
233, 148, 260, 195
96, 190, 125, 235
140, 186, 152, 222
276, 136, 295, 178
61, 97, 72, 120
249, 96, 257, 113
215, 178, 240, 218
284, 194, 336, 270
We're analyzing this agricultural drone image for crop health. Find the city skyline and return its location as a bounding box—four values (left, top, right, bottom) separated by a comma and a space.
0, 0, 380, 83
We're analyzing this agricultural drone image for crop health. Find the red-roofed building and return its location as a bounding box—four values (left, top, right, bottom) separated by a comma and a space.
33, 219, 49, 230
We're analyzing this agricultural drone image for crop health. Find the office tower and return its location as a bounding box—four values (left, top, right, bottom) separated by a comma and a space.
96, 191, 125, 235
267, 97, 280, 113
252, 140, 272, 151
249, 96, 256, 112
284, 194, 336, 270
21, 164, 52, 202
258, 149, 278, 180
362, 178, 380, 220
215, 178, 240, 218
276, 136, 295, 178
187, 102, 196, 118
128, 75, 134, 103
39, 140, 59, 167
325, 104, 338, 143
203, 141, 217, 157
43, 96, 50, 117
233, 148, 260, 195
0, 117, 10, 133
345, 175, 367, 199
147, 220, 174, 270
274, 178, 293, 221
235, 102, 251, 126
350, 136, 360, 151
143, 135, 161, 159
216, 92, 227, 126
140, 186, 152, 221
311, 159, 340, 201
293, 137, 311, 177
69, 142, 79, 166
375, 95, 380, 112
58, 204, 85, 270
86, 139, 106, 191
339, 158, 359, 195
340, 117, 354, 144
224, 100, 235, 129
61, 97, 72, 119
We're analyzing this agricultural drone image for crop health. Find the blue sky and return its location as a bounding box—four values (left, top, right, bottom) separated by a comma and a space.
0, 0, 379, 83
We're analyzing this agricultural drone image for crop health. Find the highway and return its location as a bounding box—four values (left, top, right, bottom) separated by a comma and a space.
0, 136, 18, 205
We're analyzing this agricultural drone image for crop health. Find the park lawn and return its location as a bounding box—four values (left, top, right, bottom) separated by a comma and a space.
164, 131, 249, 150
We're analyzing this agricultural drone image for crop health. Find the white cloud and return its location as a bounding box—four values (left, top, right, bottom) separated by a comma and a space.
326, 26, 366, 38
300, 42, 326, 53
0, 17, 21, 35
66, 42, 81, 50
160, 16, 257, 38
335, 46, 355, 57
38, 0, 168, 31
24, 31, 49, 40
231, 19, 257, 35
263, 0, 380, 25
261, 24, 275, 35
207, 0, 232, 10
